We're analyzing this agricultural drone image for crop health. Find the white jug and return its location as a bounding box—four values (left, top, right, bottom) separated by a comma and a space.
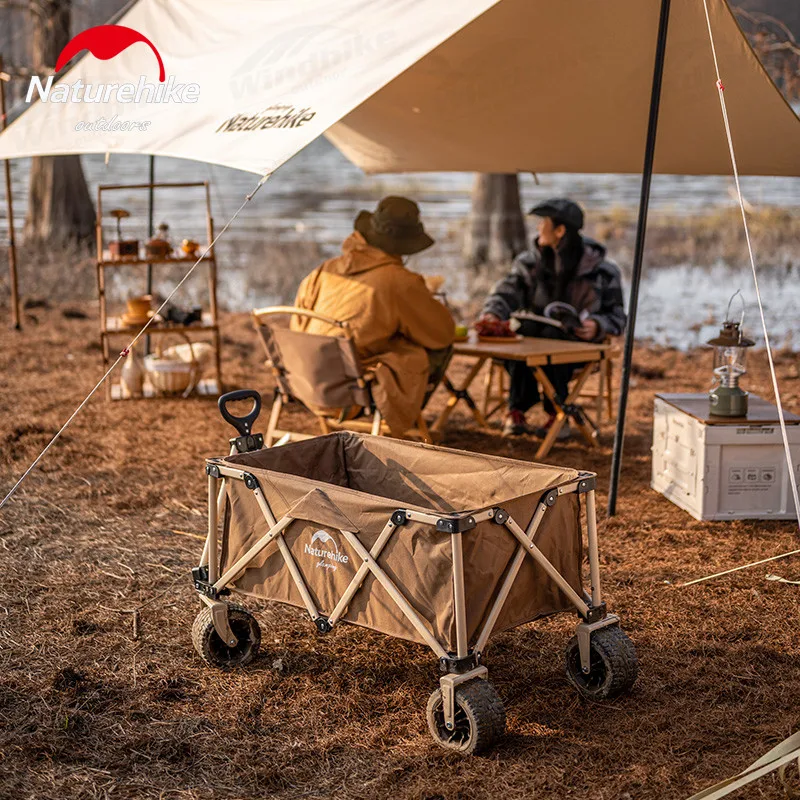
120, 348, 145, 399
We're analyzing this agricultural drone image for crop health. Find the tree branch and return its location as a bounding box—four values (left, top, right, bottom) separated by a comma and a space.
0, 0, 45, 18
734, 8, 797, 45
0, 64, 55, 79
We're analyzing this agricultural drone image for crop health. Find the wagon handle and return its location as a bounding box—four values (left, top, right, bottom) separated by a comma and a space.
218, 389, 262, 436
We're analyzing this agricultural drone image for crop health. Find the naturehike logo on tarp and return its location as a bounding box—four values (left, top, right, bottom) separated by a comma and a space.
215, 104, 316, 134
25, 24, 200, 127
56, 25, 166, 82
304, 530, 349, 571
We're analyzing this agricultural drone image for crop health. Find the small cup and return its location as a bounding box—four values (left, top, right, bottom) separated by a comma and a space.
181, 239, 200, 257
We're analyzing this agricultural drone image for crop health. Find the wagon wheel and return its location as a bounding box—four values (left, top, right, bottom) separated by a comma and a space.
192, 604, 261, 669
426, 679, 505, 755
565, 625, 638, 700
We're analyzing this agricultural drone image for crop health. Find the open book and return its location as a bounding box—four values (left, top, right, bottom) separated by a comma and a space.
510, 302, 588, 333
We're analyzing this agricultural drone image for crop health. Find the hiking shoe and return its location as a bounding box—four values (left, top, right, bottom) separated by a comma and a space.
532, 414, 571, 441
502, 409, 529, 437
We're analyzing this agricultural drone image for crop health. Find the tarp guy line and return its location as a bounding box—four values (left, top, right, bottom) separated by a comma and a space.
685, 729, 800, 799
701, 0, 800, 530
0, 173, 271, 511
680, 547, 800, 587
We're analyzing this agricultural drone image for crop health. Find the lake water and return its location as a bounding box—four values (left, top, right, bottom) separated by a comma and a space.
2, 136, 799, 349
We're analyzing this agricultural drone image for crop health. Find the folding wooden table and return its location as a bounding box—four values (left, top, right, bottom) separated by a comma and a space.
432, 337, 611, 459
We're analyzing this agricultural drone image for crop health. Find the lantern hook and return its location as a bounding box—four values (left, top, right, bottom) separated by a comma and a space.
724, 290, 746, 339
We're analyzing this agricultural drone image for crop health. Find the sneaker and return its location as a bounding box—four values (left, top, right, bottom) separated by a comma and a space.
532, 414, 571, 441
502, 409, 529, 437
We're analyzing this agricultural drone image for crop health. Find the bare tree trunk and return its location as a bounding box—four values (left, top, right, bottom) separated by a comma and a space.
463, 173, 527, 270
23, 0, 95, 244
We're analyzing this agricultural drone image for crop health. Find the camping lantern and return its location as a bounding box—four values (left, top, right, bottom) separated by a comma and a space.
707, 319, 755, 417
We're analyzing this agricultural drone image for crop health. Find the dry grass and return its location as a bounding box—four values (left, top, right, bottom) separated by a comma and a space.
234, 238, 324, 307
0, 240, 97, 304
1, 307, 799, 800
2, 207, 798, 313
587, 206, 800, 273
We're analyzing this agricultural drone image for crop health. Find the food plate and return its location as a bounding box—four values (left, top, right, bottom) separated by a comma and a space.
477, 334, 523, 344
454, 334, 469, 343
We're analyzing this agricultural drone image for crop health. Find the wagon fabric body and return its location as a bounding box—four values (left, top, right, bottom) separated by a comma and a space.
222, 432, 582, 651
194, 428, 638, 753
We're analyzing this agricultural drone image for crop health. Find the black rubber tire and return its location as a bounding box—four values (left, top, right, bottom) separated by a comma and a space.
426, 679, 506, 755
565, 624, 638, 700
192, 604, 261, 669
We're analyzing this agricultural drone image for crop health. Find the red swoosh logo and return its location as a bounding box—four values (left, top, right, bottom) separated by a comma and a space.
55, 25, 165, 82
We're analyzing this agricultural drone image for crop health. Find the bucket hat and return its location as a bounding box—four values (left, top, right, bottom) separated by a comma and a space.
354, 196, 434, 256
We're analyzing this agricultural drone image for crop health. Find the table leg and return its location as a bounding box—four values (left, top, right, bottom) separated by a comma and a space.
533, 362, 600, 459
483, 360, 509, 421
533, 368, 567, 459
564, 363, 601, 447
432, 356, 488, 433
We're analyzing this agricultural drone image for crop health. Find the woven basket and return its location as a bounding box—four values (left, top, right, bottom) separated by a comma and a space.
143, 332, 199, 397
161, 341, 213, 371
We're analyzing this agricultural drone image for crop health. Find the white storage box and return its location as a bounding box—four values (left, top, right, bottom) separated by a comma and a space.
651, 393, 800, 521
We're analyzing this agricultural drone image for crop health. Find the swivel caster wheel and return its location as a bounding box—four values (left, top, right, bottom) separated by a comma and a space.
426, 679, 505, 755
192, 604, 261, 669
565, 625, 638, 700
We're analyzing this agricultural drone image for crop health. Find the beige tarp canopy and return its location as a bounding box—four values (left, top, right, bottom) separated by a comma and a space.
0, 0, 796, 177
329, 0, 799, 176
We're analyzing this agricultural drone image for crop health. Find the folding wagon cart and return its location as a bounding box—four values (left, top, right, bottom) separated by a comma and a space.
191, 391, 638, 754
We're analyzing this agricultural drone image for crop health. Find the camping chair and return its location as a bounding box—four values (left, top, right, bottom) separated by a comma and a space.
252, 306, 435, 447
481, 339, 619, 426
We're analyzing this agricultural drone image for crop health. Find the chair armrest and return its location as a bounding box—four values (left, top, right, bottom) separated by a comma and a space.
252, 305, 351, 333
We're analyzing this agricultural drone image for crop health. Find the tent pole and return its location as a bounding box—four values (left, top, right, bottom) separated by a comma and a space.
145, 154, 155, 355
0, 56, 21, 331
607, 0, 671, 516
147, 154, 155, 280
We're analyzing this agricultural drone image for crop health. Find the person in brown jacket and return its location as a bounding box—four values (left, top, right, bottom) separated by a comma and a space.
292, 196, 455, 436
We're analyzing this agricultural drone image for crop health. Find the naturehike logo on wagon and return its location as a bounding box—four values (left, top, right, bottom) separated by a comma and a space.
304, 530, 349, 571
25, 24, 200, 105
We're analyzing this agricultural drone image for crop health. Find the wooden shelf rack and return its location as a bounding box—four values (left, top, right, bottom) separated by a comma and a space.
95, 181, 222, 401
